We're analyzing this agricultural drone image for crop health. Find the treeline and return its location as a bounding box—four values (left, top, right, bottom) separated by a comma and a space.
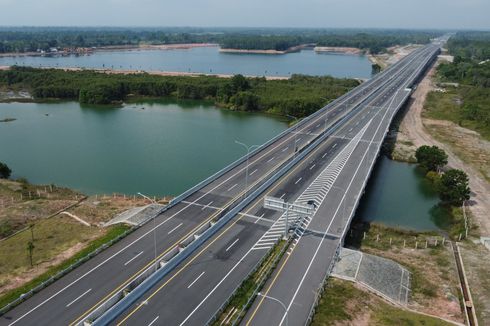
436, 32, 490, 129
0, 67, 358, 118
0, 27, 440, 54
446, 31, 490, 61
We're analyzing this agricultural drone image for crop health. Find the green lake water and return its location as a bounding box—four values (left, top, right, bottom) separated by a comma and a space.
0, 100, 288, 196
354, 156, 446, 231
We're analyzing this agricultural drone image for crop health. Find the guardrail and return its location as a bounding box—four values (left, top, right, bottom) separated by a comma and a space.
89, 46, 439, 325
303, 46, 440, 325
0, 226, 136, 316
88, 75, 391, 325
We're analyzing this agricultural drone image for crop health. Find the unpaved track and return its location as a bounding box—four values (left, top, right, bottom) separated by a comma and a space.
398, 62, 490, 236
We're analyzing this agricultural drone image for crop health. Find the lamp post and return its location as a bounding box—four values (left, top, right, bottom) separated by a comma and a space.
235, 141, 259, 198
257, 292, 288, 326
137, 192, 158, 272
286, 115, 299, 156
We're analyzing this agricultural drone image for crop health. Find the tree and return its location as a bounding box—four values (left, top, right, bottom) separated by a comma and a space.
0, 161, 11, 179
230, 74, 250, 93
438, 169, 471, 206
27, 240, 35, 267
415, 145, 448, 171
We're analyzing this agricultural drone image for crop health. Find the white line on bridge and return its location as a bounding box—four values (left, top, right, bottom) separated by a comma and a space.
250, 169, 258, 176
124, 251, 144, 266
66, 289, 92, 308
281, 147, 289, 152
167, 223, 183, 235
147, 316, 159, 326
253, 213, 265, 224
225, 238, 239, 252
201, 201, 214, 210
267, 157, 275, 163
227, 183, 238, 192
187, 271, 206, 289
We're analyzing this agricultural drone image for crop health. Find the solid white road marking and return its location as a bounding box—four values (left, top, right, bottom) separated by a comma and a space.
167, 223, 183, 235
5, 72, 382, 326
124, 251, 144, 266
254, 213, 265, 224
227, 183, 238, 192
225, 238, 239, 252
201, 201, 214, 210
66, 289, 92, 308
148, 316, 159, 326
187, 272, 206, 289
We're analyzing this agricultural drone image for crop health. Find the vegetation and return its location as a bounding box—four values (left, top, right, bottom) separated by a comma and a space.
311, 278, 454, 326
0, 67, 359, 118
415, 145, 448, 171
0, 223, 130, 309
0, 27, 440, 54
425, 31, 490, 139
0, 161, 11, 179
438, 169, 471, 206
212, 240, 288, 325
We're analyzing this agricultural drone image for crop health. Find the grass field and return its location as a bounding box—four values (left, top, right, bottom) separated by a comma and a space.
344, 223, 464, 323
423, 87, 490, 141
0, 223, 129, 309
311, 278, 455, 326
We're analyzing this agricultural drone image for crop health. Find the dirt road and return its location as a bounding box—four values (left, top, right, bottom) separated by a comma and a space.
396, 62, 490, 236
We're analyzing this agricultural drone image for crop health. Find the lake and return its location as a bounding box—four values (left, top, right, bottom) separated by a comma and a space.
0, 47, 373, 79
0, 100, 288, 196
353, 156, 445, 231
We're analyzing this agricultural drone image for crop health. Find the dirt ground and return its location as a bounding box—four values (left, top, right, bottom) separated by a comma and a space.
0, 178, 169, 297
312, 278, 458, 326
361, 245, 463, 323
392, 60, 490, 236
459, 242, 490, 325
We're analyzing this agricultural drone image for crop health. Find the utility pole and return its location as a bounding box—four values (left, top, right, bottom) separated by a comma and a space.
137, 192, 158, 272
235, 141, 259, 198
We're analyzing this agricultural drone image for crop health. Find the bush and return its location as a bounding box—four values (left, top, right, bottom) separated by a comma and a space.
0, 161, 11, 179
438, 169, 471, 206
415, 145, 448, 171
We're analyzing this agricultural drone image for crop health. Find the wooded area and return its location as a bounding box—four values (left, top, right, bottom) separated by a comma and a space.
436, 32, 490, 130
0, 67, 359, 118
0, 27, 439, 54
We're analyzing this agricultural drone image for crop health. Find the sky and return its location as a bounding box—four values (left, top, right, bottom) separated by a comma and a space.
0, 0, 489, 30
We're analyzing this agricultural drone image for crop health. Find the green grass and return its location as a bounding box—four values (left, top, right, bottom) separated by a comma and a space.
423, 87, 490, 141
0, 223, 130, 309
311, 279, 454, 326
212, 240, 288, 325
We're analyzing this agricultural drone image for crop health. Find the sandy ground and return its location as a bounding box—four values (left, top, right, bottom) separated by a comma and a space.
0, 65, 289, 80
394, 62, 490, 236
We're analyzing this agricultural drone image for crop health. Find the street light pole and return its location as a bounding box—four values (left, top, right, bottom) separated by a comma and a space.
286, 115, 299, 157
137, 192, 158, 272
257, 292, 288, 326
235, 141, 259, 199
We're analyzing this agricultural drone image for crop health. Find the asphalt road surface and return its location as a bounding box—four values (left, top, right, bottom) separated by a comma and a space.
108, 44, 439, 326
